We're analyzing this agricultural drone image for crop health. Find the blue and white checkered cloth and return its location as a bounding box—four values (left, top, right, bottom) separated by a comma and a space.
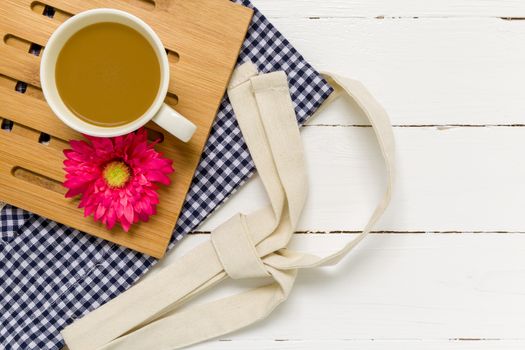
0, 2, 333, 349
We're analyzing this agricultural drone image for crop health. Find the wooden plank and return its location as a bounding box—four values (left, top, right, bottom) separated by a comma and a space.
146, 234, 525, 344
0, 0, 253, 258
190, 340, 525, 350
200, 126, 525, 233
0, 43, 41, 87
0, 85, 78, 141
0, 1, 60, 45
253, 0, 525, 18
0, 125, 65, 181
260, 17, 525, 126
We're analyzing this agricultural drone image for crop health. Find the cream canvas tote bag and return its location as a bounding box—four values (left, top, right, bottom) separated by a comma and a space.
62, 61, 395, 350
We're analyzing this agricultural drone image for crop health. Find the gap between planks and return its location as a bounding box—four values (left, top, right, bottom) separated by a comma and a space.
190, 231, 525, 235
304, 124, 525, 128
188, 338, 525, 350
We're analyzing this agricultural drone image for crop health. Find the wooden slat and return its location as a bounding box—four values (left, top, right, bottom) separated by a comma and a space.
0, 43, 41, 87
260, 17, 525, 125
253, 0, 525, 18
0, 128, 66, 181
38, 0, 154, 19
0, 73, 44, 100
0, 1, 60, 46
0, 85, 78, 140
190, 340, 525, 350
200, 126, 525, 233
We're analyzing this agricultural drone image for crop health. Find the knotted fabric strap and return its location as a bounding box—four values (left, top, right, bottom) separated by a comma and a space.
62, 62, 395, 350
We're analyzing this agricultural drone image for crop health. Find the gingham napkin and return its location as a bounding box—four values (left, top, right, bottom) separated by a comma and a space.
0, 2, 333, 349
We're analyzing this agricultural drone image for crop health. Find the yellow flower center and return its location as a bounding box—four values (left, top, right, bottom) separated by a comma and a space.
103, 161, 131, 188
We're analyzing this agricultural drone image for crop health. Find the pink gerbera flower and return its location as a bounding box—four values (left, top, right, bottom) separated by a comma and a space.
63, 128, 174, 232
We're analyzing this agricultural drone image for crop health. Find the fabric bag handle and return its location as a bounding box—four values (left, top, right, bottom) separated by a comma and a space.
62, 62, 396, 350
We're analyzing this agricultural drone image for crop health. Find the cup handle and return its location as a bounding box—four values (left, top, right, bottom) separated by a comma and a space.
153, 104, 197, 142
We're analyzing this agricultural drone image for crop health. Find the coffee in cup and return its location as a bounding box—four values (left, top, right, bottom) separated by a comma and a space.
41, 9, 196, 142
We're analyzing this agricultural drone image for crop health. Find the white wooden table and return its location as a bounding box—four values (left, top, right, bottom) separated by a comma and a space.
150, 1, 525, 349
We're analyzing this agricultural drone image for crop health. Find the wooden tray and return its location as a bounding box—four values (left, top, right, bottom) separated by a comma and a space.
0, 0, 253, 258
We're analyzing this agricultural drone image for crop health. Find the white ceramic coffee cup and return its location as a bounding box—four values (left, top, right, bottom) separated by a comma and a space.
41, 8, 197, 142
